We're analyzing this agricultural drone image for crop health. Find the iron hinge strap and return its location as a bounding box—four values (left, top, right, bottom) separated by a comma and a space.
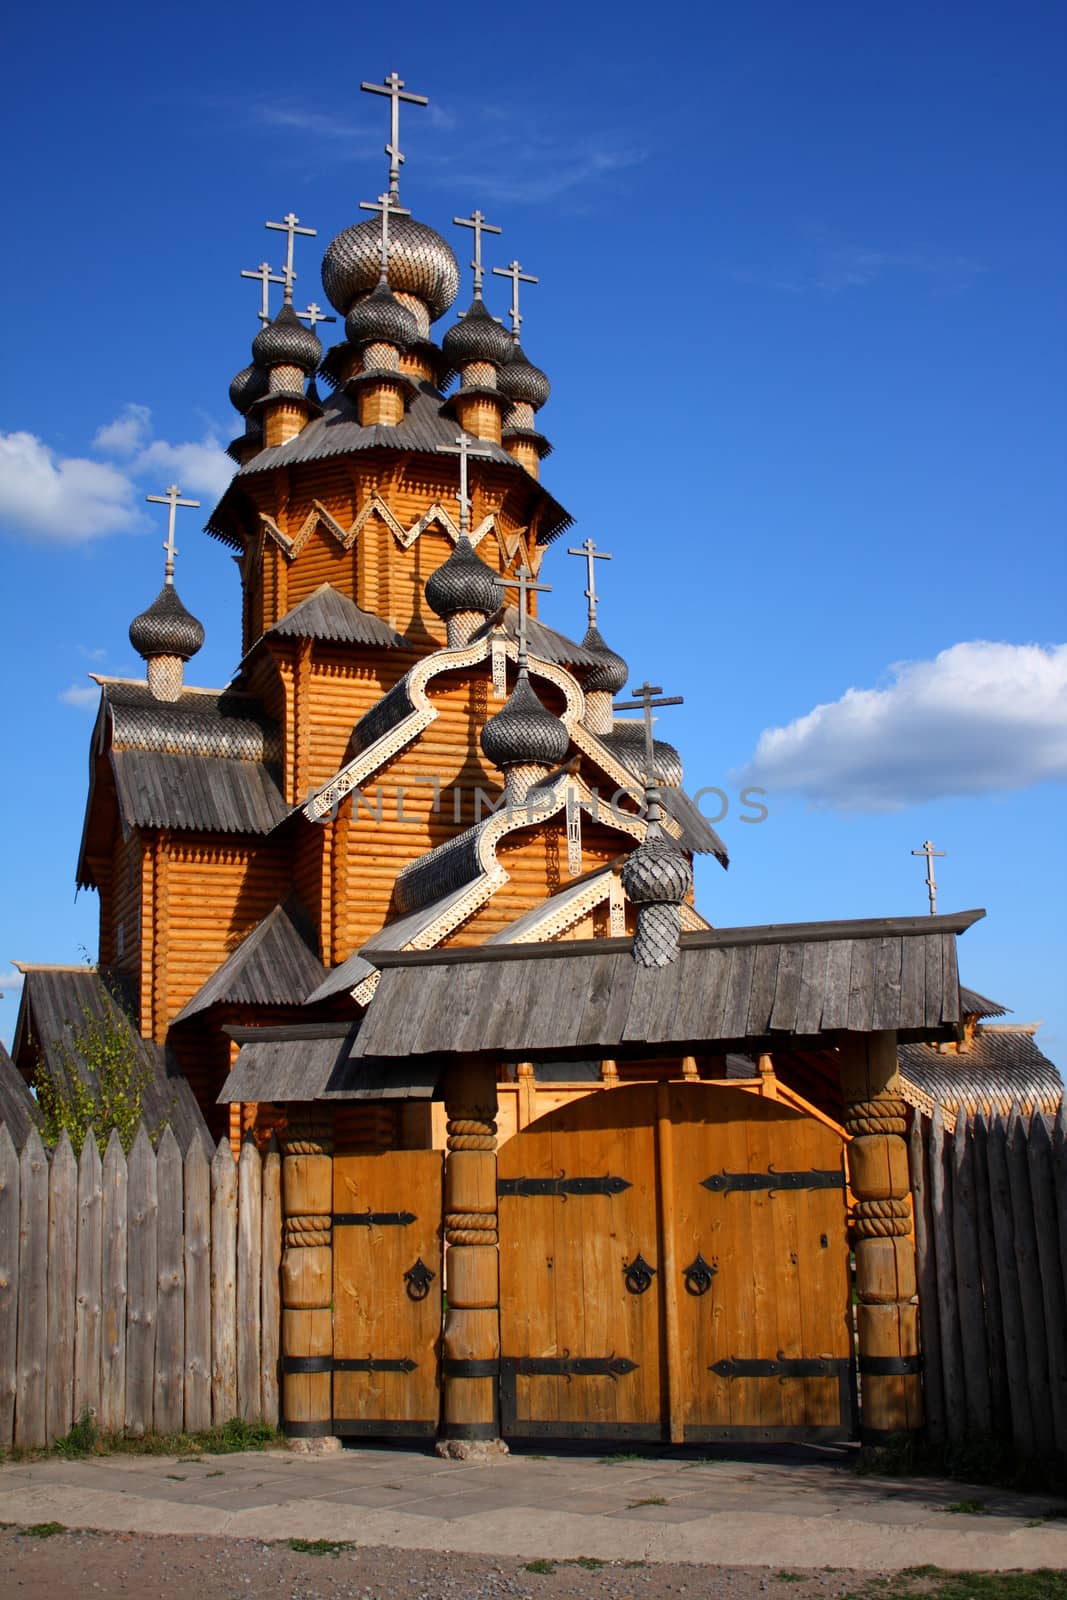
858, 1354, 922, 1376
711, 1357, 851, 1378
503, 1356, 638, 1378
702, 1169, 845, 1194
282, 1355, 419, 1374
333, 1211, 417, 1226
443, 1359, 500, 1378
498, 1175, 632, 1198
281, 1355, 332, 1375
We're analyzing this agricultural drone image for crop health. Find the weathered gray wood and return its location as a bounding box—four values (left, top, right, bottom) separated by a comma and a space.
986, 1115, 1035, 1455
908, 1112, 944, 1442
183, 1135, 212, 1434
1005, 1110, 1054, 1457
1054, 1103, 1067, 1338
1026, 1114, 1067, 1454
972, 1116, 1010, 1438
927, 1107, 966, 1442
0, 1124, 20, 1448
125, 1125, 158, 1436
210, 1138, 237, 1423
73, 1132, 103, 1428
950, 1115, 993, 1435
260, 1139, 281, 1426
45, 1132, 77, 1443
237, 1138, 263, 1421
14, 1128, 49, 1447
99, 1131, 128, 1436
154, 1126, 185, 1434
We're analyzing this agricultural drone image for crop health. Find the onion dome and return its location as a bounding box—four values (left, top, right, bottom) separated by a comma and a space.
345, 281, 419, 349
425, 535, 504, 621
442, 298, 514, 367
620, 820, 693, 908
481, 674, 569, 771
229, 362, 269, 415
499, 341, 551, 410
581, 625, 629, 695
251, 304, 323, 373
321, 215, 460, 322
129, 585, 205, 662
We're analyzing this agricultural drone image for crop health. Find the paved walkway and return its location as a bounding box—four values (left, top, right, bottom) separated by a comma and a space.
2, 1443, 1065, 1571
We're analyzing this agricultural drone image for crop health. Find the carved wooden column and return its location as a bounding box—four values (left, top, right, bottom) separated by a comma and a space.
279, 1109, 335, 1440
439, 1059, 503, 1454
838, 1031, 923, 1442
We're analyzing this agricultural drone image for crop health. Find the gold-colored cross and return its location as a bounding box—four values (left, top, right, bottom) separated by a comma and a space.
146, 485, 200, 584
567, 536, 612, 627
912, 839, 946, 915
361, 71, 429, 202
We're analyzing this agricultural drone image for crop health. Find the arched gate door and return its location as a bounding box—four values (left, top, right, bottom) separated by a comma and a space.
497, 1082, 853, 1443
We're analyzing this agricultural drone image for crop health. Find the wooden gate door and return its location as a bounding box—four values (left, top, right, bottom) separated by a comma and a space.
331, 1151, 443, 1438
497, 1083, 852, 1443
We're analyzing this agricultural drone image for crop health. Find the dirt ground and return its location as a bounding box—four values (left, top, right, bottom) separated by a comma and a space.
0, 1527, 966, 1600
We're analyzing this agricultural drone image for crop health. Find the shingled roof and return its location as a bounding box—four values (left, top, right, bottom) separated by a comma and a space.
173, 905, 326, 1024
898, 1027, 1062, 1119
0, 1038, 41, 1146
261, 584, 411, 649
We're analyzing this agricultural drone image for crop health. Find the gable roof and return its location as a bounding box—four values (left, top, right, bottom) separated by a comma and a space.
959, 985, 1009, 1019
0, 1039, 41, 1146
173, 905, 326, 1024
263, 584, 411, 649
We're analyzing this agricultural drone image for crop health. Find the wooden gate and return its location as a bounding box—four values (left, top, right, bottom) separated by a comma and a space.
331, 1151, 443, 1438
497, 1083, 853, 1443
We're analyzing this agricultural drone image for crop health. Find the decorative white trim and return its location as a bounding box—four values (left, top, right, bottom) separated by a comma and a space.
680, 903, 711, 932
349, 970, 381, 1007
609, 873, 627, 937
260, 497, 513, 559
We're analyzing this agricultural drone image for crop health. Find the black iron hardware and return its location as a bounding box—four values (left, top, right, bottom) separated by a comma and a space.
507, 1355, 638, 1379
683, 1253, 717, 1297
333, 1357, 417, 1373
858, 1354, 922, 1376
701, 1168, 845, 1195
403, 1257, 436, 1301
711, 1356, 849, 1379
498, 1173, 632, 1199
333, 1210, 417, 1226
623, 1253, 656, 1295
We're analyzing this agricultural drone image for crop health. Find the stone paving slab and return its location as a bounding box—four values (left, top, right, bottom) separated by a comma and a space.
1, 1445, 1065, 1570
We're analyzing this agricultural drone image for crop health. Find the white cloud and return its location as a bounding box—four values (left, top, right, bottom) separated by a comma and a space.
133, 435, 234, 500
59, 683, 101, 710
0, 968, 24, 995
737, 641, 1067, 812
0, 431, 141, 543
92, 403, 152, 456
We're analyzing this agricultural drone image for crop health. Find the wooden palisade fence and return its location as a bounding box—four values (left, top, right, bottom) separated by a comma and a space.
909, 1102, 1067, 1460
0, 1123, 280, 1450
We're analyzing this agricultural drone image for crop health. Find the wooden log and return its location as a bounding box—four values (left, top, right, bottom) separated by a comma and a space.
0, 1124, 19, 1448
986, 1115, 1035, 1455
1025, 1113, 1067, 1455
908, 1112, 944, 1443
927, 1107, 965, 1442
280, 1115, 334, 1437
15, 1128, 48, 1448
154, 1127, 185, 1434
210, 1138, 237, 1423
182, 1136, 211, 1435
441, 1061, 499, 1442
237, 1139, 263, 1421
73, 1132, 103, 1431
972, 1115, 1010, 1438
1005, 1110, 1054, 1457
45, 1132, 77, 1443
260, 1139, 281, 1427
950, 1114, 992, 1435
99, 1131, 128, 1436
125, 1125, 158, 1437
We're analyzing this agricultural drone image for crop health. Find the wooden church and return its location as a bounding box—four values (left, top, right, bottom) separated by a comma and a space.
9, 75, 1062, 1451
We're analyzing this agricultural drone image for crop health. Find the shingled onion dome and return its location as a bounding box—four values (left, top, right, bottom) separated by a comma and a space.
499, 340, 551, 475
620, 797, 693, 968
130, 585, 205, 704
228, 362, 269, 415
425, 535, 504, 648
581, 625, 629, 734
480, 671, 569, 805
321, 214, 460, 336
442, 299, 514, 443
251, 304, 323, 390
345, 280, 419, 355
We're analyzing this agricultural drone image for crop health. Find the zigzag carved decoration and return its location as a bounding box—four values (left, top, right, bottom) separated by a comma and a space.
259, 497, 526, 561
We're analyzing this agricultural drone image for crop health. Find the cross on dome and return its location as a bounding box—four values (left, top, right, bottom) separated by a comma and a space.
616, 681, 684, 790
454, 209, 502, 296
492, 258, 538, 338
240, 261, 285, 326
567, 536, 612, 627
360, 72, 429, 203
440, 432, 496, 536
295, 301, 337, 331
265, 212, 317, 304
146, 486, 200, 585
500, 565, 552, 670
358, 191, 413, 280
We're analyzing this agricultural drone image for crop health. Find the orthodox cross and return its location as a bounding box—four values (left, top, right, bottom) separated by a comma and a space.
501, 566, 552, 669
566, 536, 612, 628
440, 432, 496, 535
616, 681, 684, 787
361, 72, 428, 202
454, 209, 502, 296
912, 839, 946, 916
146, 485, 200, 584
240, 260, 285, 325
492, 258, 538, 338
296, 300, 337, 331
359, 191, 412, 277
265, 212, 317, 304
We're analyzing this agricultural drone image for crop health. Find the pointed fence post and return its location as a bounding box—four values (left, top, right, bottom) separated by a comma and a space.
15, 1128, 48, 1448
260, 1137, 282, 1426
237, 1138, 263, 1421
46, 1132, 77, 1443
1028, 1112, 1067, 1456
1053, 1104, 1067, 1299
986, 1113, 1034, 1454
972, 1115, 1011, 1438
1005, 1109, 1054, 1457
154, 1127, 185, 1433
950, 1113, 992, 1436
74, 1131, 103, 1430
907, 1111, 944, 1443
99, 1131, 128, 1435
928, 1106, 965, 1441
183, 1135, 211, 1434
125, 1125, 158, 1436
210, 1138, 238, 1423
0, 1125, 20, 1448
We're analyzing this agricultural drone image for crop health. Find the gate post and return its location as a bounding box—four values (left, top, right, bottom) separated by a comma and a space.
439, 1058, 503, 1455
838, 1031, 923, 1442
279, 1109, 335, 1440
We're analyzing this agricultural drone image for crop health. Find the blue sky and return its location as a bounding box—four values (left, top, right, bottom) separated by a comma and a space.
1, 0, 1064, 1053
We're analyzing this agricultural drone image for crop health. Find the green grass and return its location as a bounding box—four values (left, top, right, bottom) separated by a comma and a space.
598, 1451, 647, 1464
627, 1496, 667, 1508
22, 1522, 66, 1539
841, 1572, 1067, 1600
525, 1556, 612, 1575
776, 1573, 807, 1583
941, 1499, 987, 1515
0, 1413, 282, 1465
285, 1538, 354, 1556
525, 1558, 557, 1573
